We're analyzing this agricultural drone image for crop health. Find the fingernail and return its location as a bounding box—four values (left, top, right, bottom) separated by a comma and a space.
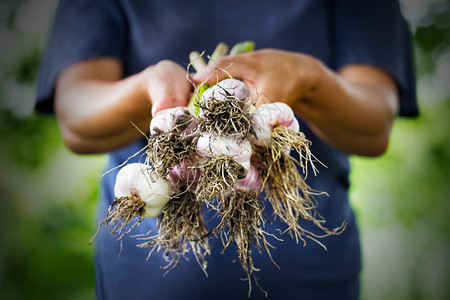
151, 103, 159, 117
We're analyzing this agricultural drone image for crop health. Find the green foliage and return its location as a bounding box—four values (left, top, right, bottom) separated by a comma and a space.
0, 0, 448, 299
414, 6, 450, 75
0, 176, 99, 300
351, 100, 450, 234
10, 47, 42, 85
350, 100, 450, 299
0, 109, 60, 169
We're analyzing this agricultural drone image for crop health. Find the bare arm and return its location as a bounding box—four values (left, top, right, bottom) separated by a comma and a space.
55, 58, 192, 154
193, 49, 399, 156
297, 62, 399, 156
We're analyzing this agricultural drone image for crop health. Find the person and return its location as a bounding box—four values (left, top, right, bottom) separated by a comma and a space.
35, 0, 418, 299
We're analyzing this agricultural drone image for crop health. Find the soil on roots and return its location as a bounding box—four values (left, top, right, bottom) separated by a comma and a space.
147, 132, 197, 177
137, 190, 210, 275
197, 97, 253, 137
194, 156, 247, 205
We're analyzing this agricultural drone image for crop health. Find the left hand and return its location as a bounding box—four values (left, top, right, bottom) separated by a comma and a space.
191, 49, 322, 106
192, 48, 399, 157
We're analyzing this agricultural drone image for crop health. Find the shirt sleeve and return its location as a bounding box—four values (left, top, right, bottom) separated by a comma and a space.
332, 0, 418, 117
35, 0, 127, 113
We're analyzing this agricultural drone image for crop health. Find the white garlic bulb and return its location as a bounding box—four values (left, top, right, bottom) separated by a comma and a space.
251, 102, 299, 147
149, 106, 196, 135
200, 79, 250, 106
114, 163, 172, 218
197, 133, 252, 171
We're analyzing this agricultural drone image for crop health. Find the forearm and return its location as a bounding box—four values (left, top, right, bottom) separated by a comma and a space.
55, 60, 152, 154
293, 62, 399, 156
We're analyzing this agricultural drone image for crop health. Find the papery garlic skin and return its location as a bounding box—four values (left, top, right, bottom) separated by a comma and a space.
197, 133, 252, 171
251, 102, 299, 146
200, 79, 250, 103
168, 162, 201, 187
236, 165, 262, 193
114, 163, 172, 218
251, 110, 273, 147
150, 107, 196, 135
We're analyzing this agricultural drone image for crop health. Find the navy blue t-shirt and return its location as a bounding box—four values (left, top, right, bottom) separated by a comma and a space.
36, 1, 417, 299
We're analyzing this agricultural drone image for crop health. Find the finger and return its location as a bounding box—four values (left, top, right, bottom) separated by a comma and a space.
253, 89, 276, 106
250, 77, 285, 106
151, 79, 192, 116
151, 90, 173, 116
172, 83, 192, 108
148, 73, 173, 116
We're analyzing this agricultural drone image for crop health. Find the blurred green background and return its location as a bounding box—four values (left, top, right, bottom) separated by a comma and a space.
0, 0, 448, 299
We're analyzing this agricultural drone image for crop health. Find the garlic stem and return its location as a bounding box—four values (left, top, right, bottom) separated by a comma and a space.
189, 51, 207, 72
208, 42, 229, 65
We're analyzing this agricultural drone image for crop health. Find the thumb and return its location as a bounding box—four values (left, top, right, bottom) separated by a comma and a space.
151, 90, 173, 117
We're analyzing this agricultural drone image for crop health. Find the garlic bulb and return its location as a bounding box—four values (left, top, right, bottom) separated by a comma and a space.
251, 102, 299, 146
150, 106, 196, 135
114, 163, 172, 218
168, 162, 201, 187
236, 165, 262, 193
200, 79, 250, 104
197, 133, 252, 171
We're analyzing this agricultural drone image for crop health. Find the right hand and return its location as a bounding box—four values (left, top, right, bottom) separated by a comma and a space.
191, 49, 322, 107
143, 60, 192, 116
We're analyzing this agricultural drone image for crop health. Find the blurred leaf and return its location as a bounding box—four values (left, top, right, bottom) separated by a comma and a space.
9, 46, 42, 85
0, 175, 99, 300
351, 99, 450, 234
0, 0, 27, 28
0, 109, 60, 169
414, 6, 450, 75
